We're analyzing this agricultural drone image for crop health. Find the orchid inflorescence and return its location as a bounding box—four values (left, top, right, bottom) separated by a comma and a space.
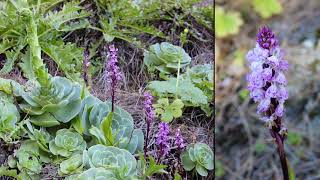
246, 26, 290, 180
104, 44, 123, 112
156, 122, 171, 158
246, 26, 289, 128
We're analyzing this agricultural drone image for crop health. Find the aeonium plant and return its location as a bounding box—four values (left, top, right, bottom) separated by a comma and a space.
181, 143, 213, 176
49, 129, 86, 157
246, 26, 290, 180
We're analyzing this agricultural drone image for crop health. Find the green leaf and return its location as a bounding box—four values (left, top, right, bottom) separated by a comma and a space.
215, 6, 243, 38
145, 156, 167, 176
59, 154, 83, 175
196, 164, 208, 176
181, 150, 195, 171
153, 98, 184, 122
0, 166, 19, 179
174, 172, 182, 180
149, 78, 208, 107
100, 112, 114, 145
252, 0, 282, 19
41, 41, 83, 82
19, 48, 36, 79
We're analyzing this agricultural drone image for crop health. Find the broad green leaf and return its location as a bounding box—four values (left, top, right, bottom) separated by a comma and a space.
215, 6, 243, 38
181, 151, 195, 171
148, 78, 208, 107
153, 98, 184, 122
252, 0, 282, 19
100, 112, 114, 145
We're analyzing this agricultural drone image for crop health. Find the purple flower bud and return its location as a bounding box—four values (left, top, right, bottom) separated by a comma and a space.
257, 26, 278, 50
156, 122, 170, 157
144, 92, 155, 123
175, 128, 185, 150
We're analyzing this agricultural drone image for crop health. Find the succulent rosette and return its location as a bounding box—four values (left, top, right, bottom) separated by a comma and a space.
49, 129, 86, 157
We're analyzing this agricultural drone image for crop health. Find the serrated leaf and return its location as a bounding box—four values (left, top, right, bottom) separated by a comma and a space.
215, 6, 243, 38
41, 41, 83, 82
18, 48, 35, 79
252, 0, 282, 19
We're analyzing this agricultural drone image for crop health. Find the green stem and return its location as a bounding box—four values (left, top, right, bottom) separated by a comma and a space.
21, 8, 50, 89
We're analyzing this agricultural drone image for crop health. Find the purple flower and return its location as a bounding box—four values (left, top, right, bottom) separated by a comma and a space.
266, 84, 278, 98
257, 98, 270, 113
156, 122, 170, 157
144, 92, 155, 123
107, 45, 122, 86
143, 92, 155, 158
257, 26, 278, 50
275, 103, 284, 117
175, 128, 185, 150
246, 26, 289, 121
108, 45, 122, 111
250, 88, 265, 102
277, 86, 288, 101
262, 68, 273, 81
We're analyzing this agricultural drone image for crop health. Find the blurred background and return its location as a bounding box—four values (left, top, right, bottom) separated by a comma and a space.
215, 0, 320, 179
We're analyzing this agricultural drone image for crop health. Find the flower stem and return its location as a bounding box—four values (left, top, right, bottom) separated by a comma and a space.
270, 128, 289, 180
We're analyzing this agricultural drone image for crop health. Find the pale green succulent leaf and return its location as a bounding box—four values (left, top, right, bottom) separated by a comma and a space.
144, 42, 191, 74
196, 164, 208, 177
59, 154, 83, 175
181, 151, 195, 171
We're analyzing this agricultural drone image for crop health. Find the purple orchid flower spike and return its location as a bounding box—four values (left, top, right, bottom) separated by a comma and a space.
143, 91, 155, 158
156, 122, 170, 161
105, 44, 123, 112
246, 26, 290, 180
175, 128, 185, 150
